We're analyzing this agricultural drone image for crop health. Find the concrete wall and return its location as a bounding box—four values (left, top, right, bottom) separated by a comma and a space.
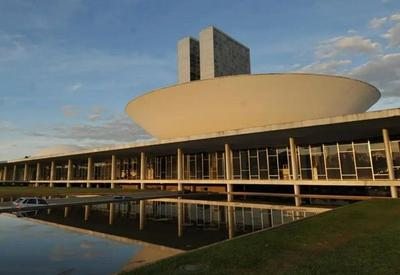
200, 26, 250, 80
177, 37, 200, 84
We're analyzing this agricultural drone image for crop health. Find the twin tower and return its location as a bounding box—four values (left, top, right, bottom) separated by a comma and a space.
177, 26, 251, 84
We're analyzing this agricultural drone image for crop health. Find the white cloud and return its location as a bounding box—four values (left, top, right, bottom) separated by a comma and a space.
298, 60, 351, 74
317, 36, 381, 58
390, 12, 400, 22
62, 105, 80, 117
87, 106, 109, 121
69, 83, 82, 92
368, 17, 387, 29
0, 32, 29, 62
347, 29, 357, 34
29, 113, 152, 143
350, 53, 400, 99
383, 23, 400, 47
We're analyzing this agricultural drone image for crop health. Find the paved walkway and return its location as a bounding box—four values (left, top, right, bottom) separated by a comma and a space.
0, 190, 182, 213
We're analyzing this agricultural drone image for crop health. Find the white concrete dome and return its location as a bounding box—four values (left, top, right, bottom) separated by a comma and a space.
126, 73, 380, 139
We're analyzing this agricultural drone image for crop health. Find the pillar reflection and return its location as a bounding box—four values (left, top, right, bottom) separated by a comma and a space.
139, 200, 145, 230
64, 207, 70, 218
109, 203, 114, 225
177, 200, 183, 237
84, 205, 90, 222
227, 205, 234, 239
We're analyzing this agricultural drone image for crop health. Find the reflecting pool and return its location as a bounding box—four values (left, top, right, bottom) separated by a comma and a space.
0, 213, 141, 274
0, 197, 328, 273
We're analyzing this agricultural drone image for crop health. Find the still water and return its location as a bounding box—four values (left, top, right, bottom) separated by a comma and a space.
0, 198, 324, 274
0, 213, 140, 274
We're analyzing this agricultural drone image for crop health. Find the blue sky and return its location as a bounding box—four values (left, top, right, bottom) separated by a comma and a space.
1, 0, 400, 160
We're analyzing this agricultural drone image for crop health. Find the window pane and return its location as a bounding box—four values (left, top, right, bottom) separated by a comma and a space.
311, 153, 325, 175
340, 152, 355, 175
339, 143, 353, 152
299, 147, 311, 169
269, 156, 278, 176
250, 157, 259, 179
391, 141, 400, 166
371, 150, 387, 176
354, 144, 371, 167
370, 142, 384, 150
325, 145, 339, 168
233, 156, 241, 178
395, 168, 400, 179
327, 169, 341, 179
258, 149, 267, 170
240, 151, 249, 170
301, 170, 312, 179
357, 168, 373, 179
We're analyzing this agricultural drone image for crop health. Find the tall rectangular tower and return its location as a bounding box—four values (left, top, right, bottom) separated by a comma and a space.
199, 26, 250, 80
177, 37, 200, 84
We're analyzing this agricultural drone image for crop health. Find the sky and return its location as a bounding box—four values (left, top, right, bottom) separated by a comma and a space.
1, 0, 400, 160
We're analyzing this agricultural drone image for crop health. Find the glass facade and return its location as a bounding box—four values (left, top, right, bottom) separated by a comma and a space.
4, 139, 400, 182
71, 161, 88, 180
40, 163, 51, 180
117, 157, 140, 180
27, 165, 36, 181
94, 160, 111, 180
55, 162, 68, 180
146, 155, 177, 180
182, 152, 225, 180
232, 148, 291, 180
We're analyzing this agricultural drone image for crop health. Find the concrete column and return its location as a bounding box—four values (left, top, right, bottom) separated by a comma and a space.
177, 148, 183, 191
289, 137, 301, 206
23, 163, 28, 182
12, 165, 16, 184
383, 129, 398, 198
140, 152, 146, 189
87, 157, 93, 188
176, 148, 184, 236
35, 163, 41, 187
50, 161, 55, 188
3, 166, 7, 182
224, 144, 233, 201
111, 155, 116, 189
67, 159, 72, 188
139, 200, 145, 230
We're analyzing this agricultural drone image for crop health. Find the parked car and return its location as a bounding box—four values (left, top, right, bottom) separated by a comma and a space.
13, 197, 48, 209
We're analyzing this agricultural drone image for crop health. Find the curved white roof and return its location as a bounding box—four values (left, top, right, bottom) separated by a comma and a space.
126, 73, 380, 139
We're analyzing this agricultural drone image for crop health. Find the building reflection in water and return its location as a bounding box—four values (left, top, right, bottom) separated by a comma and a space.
32, 199, 325, 250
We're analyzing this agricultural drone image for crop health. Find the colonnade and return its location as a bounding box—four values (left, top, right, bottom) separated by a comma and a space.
1, 129, 399, 205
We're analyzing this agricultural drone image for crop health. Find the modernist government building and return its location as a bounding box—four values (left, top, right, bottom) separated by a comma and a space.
2, 26, 400, 206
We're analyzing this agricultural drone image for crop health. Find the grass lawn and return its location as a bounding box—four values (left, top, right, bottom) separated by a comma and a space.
126, 199, 400, 275
0, 186, 141, 197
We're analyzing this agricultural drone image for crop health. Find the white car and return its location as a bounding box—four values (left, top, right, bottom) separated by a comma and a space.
13, 197, 48, 209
